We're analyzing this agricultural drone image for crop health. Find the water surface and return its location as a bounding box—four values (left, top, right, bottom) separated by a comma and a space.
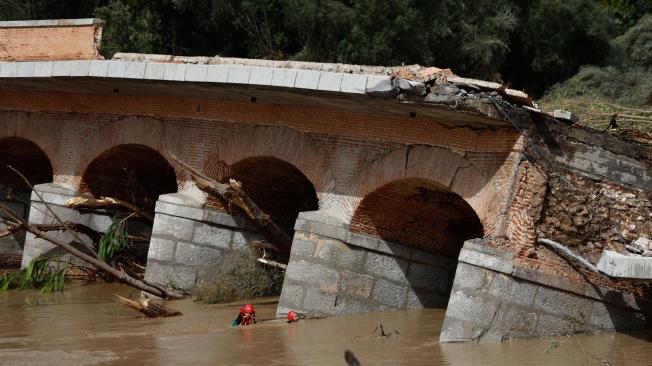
1, 283, 650, 365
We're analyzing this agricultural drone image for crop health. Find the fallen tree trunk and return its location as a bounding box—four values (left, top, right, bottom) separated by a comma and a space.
0, 202, 183, 299
115, 294, 182, 317
169, 153, 292, 257
66, 197, 154, 222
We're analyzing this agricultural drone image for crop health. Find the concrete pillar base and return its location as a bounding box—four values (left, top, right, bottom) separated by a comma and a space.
21, 183, 119, 268
143, 193, 265, 293
439, 240, 652, 343
276, 211, 457, 318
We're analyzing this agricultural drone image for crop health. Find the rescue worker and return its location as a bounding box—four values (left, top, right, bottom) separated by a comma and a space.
232, 304, 256, 326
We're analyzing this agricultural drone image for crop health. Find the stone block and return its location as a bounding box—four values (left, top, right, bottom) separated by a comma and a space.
285, 259, 339, 291
87, 213, 113, 232
88, 60, 109, 77
590, 301, 648, 330
439, 289, 502, 342
533, 286, 593, 323
303, 287, 337, 315
155, 201, 204, 221
51, 61, 72, 77
532, 313, 591, 337
206, 65, 229, 83
34, 61, 53, 77
290, 236, 316, 257
163, 63, 187, 81
144, 260, 173, 286
124, 62, 146, 79
309, 221, 350, 242
158, 192, 203, 208
175, 242, 223, 266
227, 66, 251, 84
317, 72, 344, 92
294, 70, 320, 89
331, 296, 373, 315
316, 238, 365, 269
278, 282, 305, 308
147, 237, 176, 262
405, 290, 448, 309
248, 67, 274, 85
458, 246, 514, 275
107, 61, 127, 78
412, 249, 457, 270
16, 62, 35, 77
365, 75, 392, 93
170, 264, 198, 290
185, 64, 208, 82
597, 250, 652, 280
144, 63, 166, 80
371, 279, 407, 308
340, 74, 367, 94
232, 231, 260, 250
68, 60, 90, 77
151, 214, 194, 241
365, 252, 408, 284
487, 273, 537, 308
407, 262, 451, 292
192, 222, 233, 248
339, 270, 373, 299
376, 240, 411, 259
347, 232, 380, 251
271, 68, 297, 88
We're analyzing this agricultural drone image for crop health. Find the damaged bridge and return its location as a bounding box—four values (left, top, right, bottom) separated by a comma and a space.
1, 19, 651, 342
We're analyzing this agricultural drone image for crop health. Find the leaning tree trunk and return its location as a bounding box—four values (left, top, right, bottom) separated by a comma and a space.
169, 153, 293, 257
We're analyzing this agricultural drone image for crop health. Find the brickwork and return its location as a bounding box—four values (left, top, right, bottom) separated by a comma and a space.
0, 20, 103, 61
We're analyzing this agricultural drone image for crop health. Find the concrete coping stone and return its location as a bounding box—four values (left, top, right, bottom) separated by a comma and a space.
155, 194, 257, 232
0, 19, 104, 27
31, 183, 79, 202
597, 250, 652, 280
461, 241, 648, 310
0, 60, 388, 96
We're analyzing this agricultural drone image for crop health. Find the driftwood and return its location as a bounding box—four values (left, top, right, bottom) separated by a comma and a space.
66, 196, 154, 222
0, 251, 21, 268
7, 165, 100, 259
169, 153, 292, 256
115, 294, 182, 317
0, 201, 183, 299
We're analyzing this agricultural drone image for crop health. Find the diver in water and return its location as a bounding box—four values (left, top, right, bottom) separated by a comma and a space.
232, 304, 256, 326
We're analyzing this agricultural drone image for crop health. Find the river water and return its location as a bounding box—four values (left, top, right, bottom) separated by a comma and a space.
1, 283, 651, 366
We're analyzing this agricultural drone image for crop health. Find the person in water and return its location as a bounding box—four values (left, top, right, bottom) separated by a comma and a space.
232, 304, 256, 326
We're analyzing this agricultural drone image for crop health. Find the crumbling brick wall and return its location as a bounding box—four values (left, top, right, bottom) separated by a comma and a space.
0, 20, 103, 61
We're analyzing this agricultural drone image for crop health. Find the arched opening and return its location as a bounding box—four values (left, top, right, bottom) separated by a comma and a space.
351, 178, 483, 258
80, 144, 177, 268
81, 144, 177, 208
0, 137, 53, 263
228, 156, 319, 237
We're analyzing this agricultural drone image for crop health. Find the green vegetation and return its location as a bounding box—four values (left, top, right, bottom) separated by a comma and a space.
195, 250, 284, 304
0, 258, 66, 293
0, 1, 650, 126
97, 216, 129, 264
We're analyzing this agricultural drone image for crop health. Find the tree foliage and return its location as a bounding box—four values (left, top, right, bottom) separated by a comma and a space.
0, 0, 650, 99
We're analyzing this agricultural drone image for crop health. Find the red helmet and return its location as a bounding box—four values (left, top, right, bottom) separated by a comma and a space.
287, 310, 298, 322
242, 304, 255, 314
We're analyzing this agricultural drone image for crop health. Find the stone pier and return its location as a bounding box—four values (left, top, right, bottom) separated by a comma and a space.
143, 192, 265, 292
439, 240, 651, 343
276, 212, 458, 317
0, 190, 29, 256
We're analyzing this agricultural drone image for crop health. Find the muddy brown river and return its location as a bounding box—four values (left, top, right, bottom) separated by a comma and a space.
1, 283, 651, 365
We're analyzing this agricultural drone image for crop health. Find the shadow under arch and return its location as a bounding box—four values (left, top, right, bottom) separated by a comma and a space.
205, 155, 319, 238
351, 177, 483, 259
203, 125, 336, 209
80, 144, 178, 207
0, 137, 54, 254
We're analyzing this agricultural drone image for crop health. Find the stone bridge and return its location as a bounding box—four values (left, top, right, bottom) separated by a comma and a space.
1, 19, 650, 342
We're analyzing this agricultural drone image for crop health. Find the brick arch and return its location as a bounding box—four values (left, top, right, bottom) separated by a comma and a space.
344, 145, 504, 237
202, 125, 336, 208
0, 136, 53, 189
75, 116, 182, 191
0, 111, 62, 182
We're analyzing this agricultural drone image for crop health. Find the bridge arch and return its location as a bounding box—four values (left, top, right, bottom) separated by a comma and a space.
344, 145, 504, 237
202, 125, 336, 208
76, 116, 182, 190
80, 143, 178, 207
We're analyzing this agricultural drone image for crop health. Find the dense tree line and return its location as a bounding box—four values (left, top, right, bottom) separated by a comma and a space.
1, 0, 650, 98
